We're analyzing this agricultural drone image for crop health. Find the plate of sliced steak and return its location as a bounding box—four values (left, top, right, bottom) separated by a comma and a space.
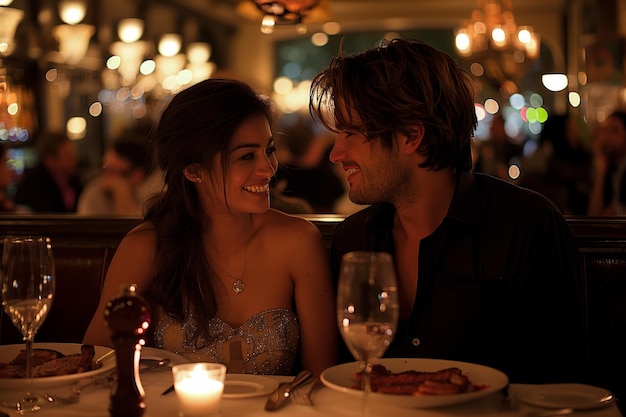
0, 343, 115, 390
321, 358, 508, 408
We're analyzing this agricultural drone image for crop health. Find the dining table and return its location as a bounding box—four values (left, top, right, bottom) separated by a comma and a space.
0, 347, 622, 417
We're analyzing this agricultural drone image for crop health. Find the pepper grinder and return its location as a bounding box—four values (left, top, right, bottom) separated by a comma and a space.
104, 284, 151, 417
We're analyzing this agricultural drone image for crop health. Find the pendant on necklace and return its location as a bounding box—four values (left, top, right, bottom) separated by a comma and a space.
233, 279, 246, 294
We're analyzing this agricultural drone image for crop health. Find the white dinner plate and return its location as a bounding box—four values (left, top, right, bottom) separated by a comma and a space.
222, 374, 279, 399
321, 358, 508, 409
515, 383, 615, 410
0, 343, 116, 390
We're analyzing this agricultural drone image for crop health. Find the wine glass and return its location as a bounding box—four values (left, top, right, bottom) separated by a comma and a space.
336, 251, 399, 416
1, 236, 55, 413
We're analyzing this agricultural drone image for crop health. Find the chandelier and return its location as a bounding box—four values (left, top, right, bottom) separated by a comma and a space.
454, 0, 540, 88
237, 0, 330, 34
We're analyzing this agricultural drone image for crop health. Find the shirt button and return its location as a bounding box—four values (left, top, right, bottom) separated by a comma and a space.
411, 338, 420, 347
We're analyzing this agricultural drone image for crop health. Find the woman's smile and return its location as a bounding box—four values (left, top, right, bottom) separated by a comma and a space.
243, 183, 270, 194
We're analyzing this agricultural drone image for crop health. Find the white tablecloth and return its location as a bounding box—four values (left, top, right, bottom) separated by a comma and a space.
0, 366, 622, 417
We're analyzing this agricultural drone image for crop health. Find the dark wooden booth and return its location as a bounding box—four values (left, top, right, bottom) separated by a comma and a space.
0, 214, 624, 401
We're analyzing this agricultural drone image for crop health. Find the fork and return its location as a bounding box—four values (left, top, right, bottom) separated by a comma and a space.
43, 373, 114, 405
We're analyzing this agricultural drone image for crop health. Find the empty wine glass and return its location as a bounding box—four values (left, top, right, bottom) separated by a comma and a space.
336, 251, 399, 416
1, 236, 55, 413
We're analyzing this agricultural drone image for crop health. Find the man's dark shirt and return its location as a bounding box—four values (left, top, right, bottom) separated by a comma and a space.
330, 172, 585, 384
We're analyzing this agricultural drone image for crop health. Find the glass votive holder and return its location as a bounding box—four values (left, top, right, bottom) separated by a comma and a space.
172, 362, 227, 417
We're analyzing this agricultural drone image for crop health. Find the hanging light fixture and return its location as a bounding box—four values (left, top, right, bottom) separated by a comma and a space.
109, 18, 150, 86
117, 18, 144, 43
52, 0, 95, 66
58, 0, 87, 25
237, 0, 331, 34
186, 42, 215, 83
454, 0, 540, 87
0, 2, 24, 57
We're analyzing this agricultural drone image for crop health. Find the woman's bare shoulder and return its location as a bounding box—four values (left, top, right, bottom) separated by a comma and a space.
261, 209, 318, 232
107, 222, 156, 283
118, 221, 157, 248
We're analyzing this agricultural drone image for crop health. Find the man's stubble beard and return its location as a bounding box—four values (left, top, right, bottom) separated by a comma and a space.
348, 161, 415, 206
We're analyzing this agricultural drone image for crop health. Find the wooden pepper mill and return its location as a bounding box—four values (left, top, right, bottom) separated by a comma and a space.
104, 284, 151, 417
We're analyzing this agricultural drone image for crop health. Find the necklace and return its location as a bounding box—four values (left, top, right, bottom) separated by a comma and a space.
213, 244, 247, 294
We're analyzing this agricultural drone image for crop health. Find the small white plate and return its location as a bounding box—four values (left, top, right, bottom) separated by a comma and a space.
223, 374, 279, 399
515, 383, 615, 410
321, 358, 508, 409
140, 347, 189, 367
0, 343, 116, 390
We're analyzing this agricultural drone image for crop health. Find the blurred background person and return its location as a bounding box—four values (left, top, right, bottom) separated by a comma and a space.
588, 110, 626, 216
519, 113, 591, 215
543, 114, 591, 215
14, 132, 82, 213
272, 114, 344, 213
0, 143, 16, 212
78, 134, 161, 216
473, 113, 523, 181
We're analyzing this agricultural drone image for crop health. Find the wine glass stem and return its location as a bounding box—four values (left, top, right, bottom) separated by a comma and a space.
24, 336, 34, 380
361, 362, 372, 417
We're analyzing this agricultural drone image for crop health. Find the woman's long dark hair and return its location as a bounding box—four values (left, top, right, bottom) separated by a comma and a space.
145, 78, 274, 346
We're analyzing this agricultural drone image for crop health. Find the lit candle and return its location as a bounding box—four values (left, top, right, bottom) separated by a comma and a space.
172, 363, 226, 417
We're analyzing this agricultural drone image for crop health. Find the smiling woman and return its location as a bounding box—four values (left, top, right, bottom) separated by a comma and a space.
80, 78, 338, 377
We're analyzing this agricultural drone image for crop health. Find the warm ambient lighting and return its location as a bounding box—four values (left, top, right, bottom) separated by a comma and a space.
0, 6, 23, 56
172, 363, 226, 416
53, 24, 95, 66
104, 21, 215, 93
110, 40, 149, 85
187, 42, 211, 64
118, 18, 144, 43
66, 116, 87, 140
237, 0, 331, 34
185, 43, 215, 84
53, 0, 93, 65
454, 0, 540, 86
58, 0, 87, 25
541, 73, 568, 92
158, 34, 182, 57
109, 19, 148, 85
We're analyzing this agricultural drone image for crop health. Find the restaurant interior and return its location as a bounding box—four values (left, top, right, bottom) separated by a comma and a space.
0, 0, 623, 209
1, 1, 626, 415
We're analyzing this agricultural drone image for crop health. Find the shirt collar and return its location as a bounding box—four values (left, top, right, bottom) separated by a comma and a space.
365, 171, 481, 233
445, 171, 481, 231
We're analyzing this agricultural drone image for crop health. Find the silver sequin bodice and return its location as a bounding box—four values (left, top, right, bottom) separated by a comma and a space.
154, 308, 299, 375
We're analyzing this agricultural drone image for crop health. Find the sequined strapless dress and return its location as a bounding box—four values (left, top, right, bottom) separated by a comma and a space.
154, 308, 299, 375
